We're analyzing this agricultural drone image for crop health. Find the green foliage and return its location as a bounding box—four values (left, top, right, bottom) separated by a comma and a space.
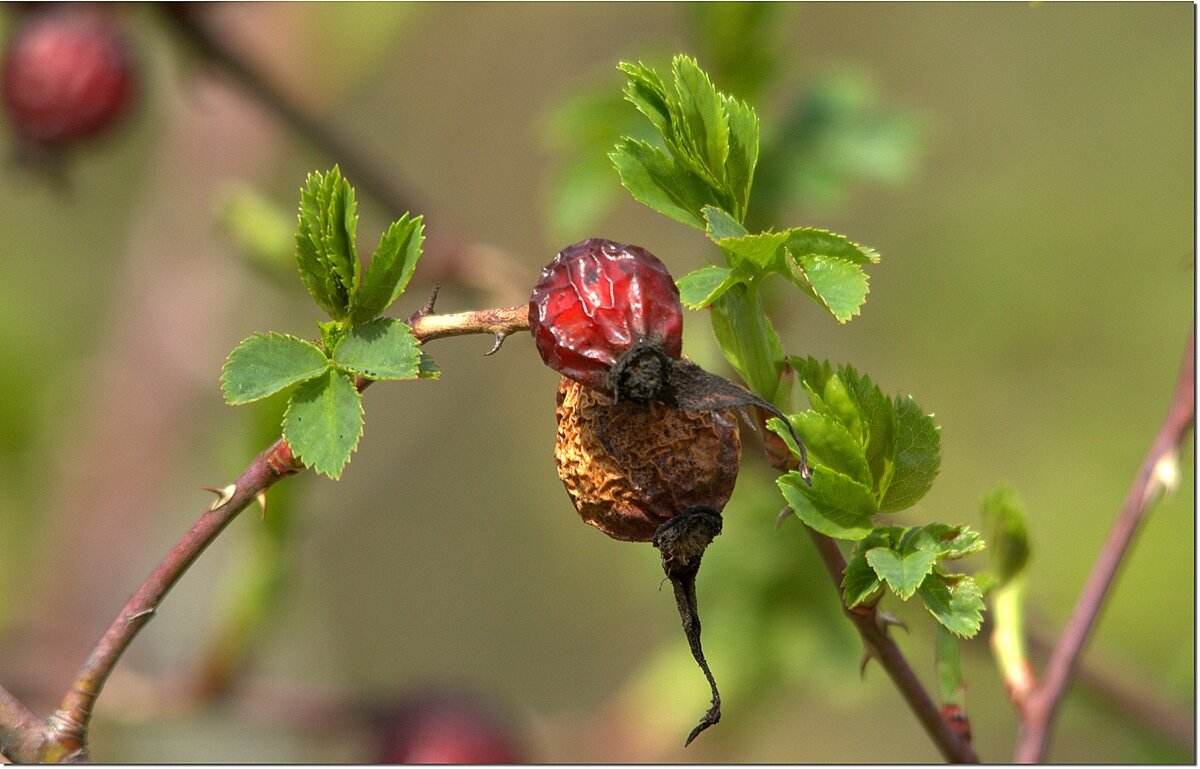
221, 333, 329, 405
282, 370, 364, 480
221, 169, 428, 479
980, 484, 1031, 587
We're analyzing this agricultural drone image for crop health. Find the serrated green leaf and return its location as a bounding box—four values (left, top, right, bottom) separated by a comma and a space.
935, 625, 966, 707
417, 352, 440, 380
866, 547, 937, 600
677, 265, 734, 309
673, 56, 729, 183
282, 369, 363, 480
610, 139, 710, 230
618, 60, 674, 139
296, 168, 358, 319
907, 523, 986, 561
221, 333, 330, 405
349, 213, 424, 324
784, 228, 879, 265
703, 204, 748, 241
918, 573, 984, 638
332, 317, 421, 381
722, 94, 759, 218
778, 466, 876, 541
981, 485, 1031, 585
784, 411, 872, 487
842, 551, 883, 607
878, 396, 941, 512
790, 252, 871, 323
721, 230, 792, 270
839, 365, 896, 496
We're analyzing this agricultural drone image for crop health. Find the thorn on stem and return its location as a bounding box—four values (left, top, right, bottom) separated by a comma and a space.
203, 484, 237, 511
255, 490, 268, 521
876, 611, 909, 635
485, 332, 507, 356
860, 643, 880, 678
775, 506, 793, 529
409, 285, 441, 323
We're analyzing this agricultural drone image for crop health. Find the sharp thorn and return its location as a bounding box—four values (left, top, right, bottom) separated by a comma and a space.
860, 643, 880, 678
203, 484, 237, 511
775, 506, 793, 529
255, 490, 268, 521
877, 611, 909, 634
485, 332, 507, 356
409, 285, 441, 323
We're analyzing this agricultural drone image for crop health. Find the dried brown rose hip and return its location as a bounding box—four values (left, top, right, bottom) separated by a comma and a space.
1, 6, 136, 147
529, 238, 682, 403
555, 376, 740, 745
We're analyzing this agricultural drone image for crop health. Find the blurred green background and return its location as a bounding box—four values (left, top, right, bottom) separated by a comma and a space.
0, 2, 1192, 763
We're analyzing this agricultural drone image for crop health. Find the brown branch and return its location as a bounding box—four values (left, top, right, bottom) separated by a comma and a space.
1014, 327, 1194, 763
804, 527, 980, 763
24, 306, 531, 761
0, 683, 45, 763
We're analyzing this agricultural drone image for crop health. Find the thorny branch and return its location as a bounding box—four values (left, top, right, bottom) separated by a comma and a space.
1013, 327, 1194, 763
0, 305, 530, 762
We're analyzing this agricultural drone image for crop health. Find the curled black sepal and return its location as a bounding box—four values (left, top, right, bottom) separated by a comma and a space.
668, 359, 812, 483
652, 508, 723, 747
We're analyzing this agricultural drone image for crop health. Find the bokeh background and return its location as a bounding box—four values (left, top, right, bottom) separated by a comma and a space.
0, 2, 1192, 763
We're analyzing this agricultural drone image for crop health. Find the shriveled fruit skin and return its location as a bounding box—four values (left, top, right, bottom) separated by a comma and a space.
554, 376, 741, 542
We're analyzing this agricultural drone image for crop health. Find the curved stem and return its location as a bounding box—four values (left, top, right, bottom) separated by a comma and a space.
37, 305, 531, 760
1014, 327, 1194, 763
0, 683, 45, 763
805, 528, 980, 763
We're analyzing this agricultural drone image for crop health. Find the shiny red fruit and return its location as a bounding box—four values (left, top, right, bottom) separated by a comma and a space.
2, 7, 136, 145
529, 238, 683, 402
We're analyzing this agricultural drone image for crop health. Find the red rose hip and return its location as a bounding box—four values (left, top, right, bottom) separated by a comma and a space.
2, 7, 136, 146
529, 238, 683, 403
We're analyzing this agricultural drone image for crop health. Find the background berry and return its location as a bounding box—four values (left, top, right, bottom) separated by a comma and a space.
529, 238, 683, 397
2, 6, 136, 145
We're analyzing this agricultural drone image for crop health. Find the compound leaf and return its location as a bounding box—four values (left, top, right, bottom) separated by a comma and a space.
610, 138, 709, 230
778, 466, 876, 541
866, 547, 937, 601
918, 573, 985, 638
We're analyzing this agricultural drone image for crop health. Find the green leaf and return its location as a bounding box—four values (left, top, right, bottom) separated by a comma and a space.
349, 213, 424, 324
842, 550, 883, 608
610, 138, 710, 230
981, 485, 1031, 585
918, 573, 984, 638
783, 411, 872, 488
221, 333, 330, 405
672, 55, 729, 184
935, 625, 966, 707
677, 265, 734, 310
702, 204, 748, 241
878, 395, 941, 512
838, 365, 896, 496
907, 523, 986, 562
332, 318, 421, 381
722, 94, 759, 217
789, 252, 871, 323
777, 466, 876, 541
784, 227, 880, 266
617, 60, 674, 139
282, 369, 364, 480
296, 167, 359, 319
865, 547, 937, 600
417, 352, 440, 380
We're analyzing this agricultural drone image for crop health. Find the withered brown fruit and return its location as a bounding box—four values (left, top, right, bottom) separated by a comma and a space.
553, 375, 741, 745
554, 377, 741, 542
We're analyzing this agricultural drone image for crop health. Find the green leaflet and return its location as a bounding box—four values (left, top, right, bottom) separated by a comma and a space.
221, 333, 329, 405
865, 547, 937, 601
918, 573, 984, 638
332, 318, 422, 381
777, 466, 876, 541
349, 214, 424, 325
878, 395, 941, 512
282, 369, 364, 480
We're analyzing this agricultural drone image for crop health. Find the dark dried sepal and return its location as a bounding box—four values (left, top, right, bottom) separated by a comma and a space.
669, 359, 811, 483
652, 508, 723, 746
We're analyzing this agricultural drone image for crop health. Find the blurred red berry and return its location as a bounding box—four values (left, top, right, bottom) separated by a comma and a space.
373, 692, 525, 764
2, 6, 136, 146
529, 238, 683, 402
